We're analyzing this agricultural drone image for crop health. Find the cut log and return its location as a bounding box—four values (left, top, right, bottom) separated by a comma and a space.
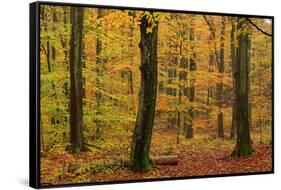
152, 155, 179, 165
68, 163, 81, 173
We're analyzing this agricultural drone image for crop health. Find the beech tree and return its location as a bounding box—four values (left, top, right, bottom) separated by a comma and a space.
184, 15, 196, 139
69, 7, 85, 152
95, 9, 105, 139
217, 16, 226, 138
230, 17, 237, 139
130, 12, 159, 172
231, 18, 252, 156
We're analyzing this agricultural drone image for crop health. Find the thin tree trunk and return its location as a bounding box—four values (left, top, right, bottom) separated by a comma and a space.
61, 7, 70, 124
95, 9, 105, 139
128, 11, 135, 95
130, 13, 158, 172
258, 61, 263, 144
177, 41, 183, 144
248, 37, 252, 130
217, 16, 225, 138
184, 17, 196, 139
230, 17, 237, 139
230, 18, 237, 139
206, 38, 215, 126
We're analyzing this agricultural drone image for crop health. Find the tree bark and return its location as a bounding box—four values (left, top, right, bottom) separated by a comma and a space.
184, 16, 196, 139
258, 61, 263, 143
128, 11, 135, 95
217, 16, 225, 138
177, 41, 183, 144
130, 13, 158, 172
231, 18, 253, 156
69, 7, 85, 152
248, 37, 252, 130
95, 9, 105, 139
230, 18, 237, 139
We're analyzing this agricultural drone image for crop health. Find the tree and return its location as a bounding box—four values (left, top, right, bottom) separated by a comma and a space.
130, 12, 158, 172
128, 11, 135, 95
184, 16, 196, 139
231, 18, 253, 156
69, 7, 85, 152
230, 17, 237, 139
177, 41, 183, 143
95, 9, 105, 139
217, 16, 226, 138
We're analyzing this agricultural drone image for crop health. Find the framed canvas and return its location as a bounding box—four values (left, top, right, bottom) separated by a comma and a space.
30, 1, 274, 188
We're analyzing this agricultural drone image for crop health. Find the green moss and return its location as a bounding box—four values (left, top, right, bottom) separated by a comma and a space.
140, 157, 154, 172
240, 144, 253, 156
231, 143, 253, 157
130, 155, 154, 172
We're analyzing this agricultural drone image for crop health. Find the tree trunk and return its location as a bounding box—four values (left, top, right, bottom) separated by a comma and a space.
69, 7, 85, 152
217, 16, 225, 138
248, 37, 252, 130
206, 38, 215, 125
128, 11, 135, 95
258, 61, 263, 143
184, 17, 196, 139
177, 41, 183, 144
231, 18, 253, 156
230, 18, 237, 139
130, 13, 158, 172
61, 7, 70, 124
95, 9, 105, 139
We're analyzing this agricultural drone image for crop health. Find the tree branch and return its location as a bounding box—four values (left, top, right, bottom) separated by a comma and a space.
246, 18, 272, 37
203, 15, 216, 38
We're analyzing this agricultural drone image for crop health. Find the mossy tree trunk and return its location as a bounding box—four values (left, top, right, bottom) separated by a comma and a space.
69, 7, 85, 152
130, 13, 158, 172
231, 18, 253, 157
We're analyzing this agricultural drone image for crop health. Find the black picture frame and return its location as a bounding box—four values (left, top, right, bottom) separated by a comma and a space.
30, 1, 274, 188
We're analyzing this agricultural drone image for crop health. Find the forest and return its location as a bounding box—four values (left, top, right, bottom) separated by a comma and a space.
39, 4, 273, 185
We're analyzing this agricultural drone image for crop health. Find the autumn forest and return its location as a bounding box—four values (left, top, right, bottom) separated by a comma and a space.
39, 4, 273, 185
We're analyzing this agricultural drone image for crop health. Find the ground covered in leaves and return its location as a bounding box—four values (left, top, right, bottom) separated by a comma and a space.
40, 128, 272, 186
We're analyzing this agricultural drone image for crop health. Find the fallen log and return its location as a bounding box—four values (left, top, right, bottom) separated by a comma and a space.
152, 155, 179, 165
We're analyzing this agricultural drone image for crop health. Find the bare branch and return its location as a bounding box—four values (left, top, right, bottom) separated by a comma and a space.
246, 18, 272, 37
203, 15, 216, 38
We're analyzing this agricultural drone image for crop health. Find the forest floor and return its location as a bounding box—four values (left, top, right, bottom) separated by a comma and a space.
40, 128, 273, 186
